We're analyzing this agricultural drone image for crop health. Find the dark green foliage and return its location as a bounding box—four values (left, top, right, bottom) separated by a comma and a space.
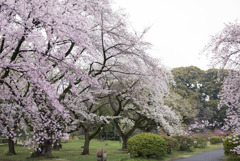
210, 136, 222, 144
171, 67, 228, 128
127, 133, 167, 158
171, 66, 204, 100
173, 136, 194, 151
200, 69, 228, 127
161, 135, 180, 154
193, 136, 207, 148
223, 134, 240, 156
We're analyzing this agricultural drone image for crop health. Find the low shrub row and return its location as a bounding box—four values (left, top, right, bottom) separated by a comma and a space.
173, 135, 194, 151
127, 133, 213, 159
209, 136, 222, 144
160, 135, 179, 154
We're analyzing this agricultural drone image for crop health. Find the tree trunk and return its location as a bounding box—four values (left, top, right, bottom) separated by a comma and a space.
53, 139, 62, 150
122, 136, 128, 150
81, 131, 90, 155
31, 140, 52, 158
81, 125, 102, 155
8, 138, 16, 155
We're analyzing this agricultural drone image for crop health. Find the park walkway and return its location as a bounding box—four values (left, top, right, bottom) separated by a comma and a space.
172, 148, 224, 161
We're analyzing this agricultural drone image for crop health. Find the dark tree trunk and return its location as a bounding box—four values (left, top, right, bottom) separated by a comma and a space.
8, 138, 16, 155
113, 123, 116, 141
81, 125, 102, 155
122, 136, 128, 150
53, 139, 62, 150
81, 131, 90, 155
31, 140, 52, 158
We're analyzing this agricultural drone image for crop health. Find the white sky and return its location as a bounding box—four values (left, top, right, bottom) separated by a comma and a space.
113, 0, 240, 70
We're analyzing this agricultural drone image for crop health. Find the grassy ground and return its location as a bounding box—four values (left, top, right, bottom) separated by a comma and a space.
0, 140, 223, 161
0, 140, 127, 161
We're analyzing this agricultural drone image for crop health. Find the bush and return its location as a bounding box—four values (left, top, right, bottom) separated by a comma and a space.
193, 136, 207, 148
127, 133, 167, 158
161, 135, 179, 154
210, 136, 222, 144
173, 136, 194, 151
223, 134, 240, 156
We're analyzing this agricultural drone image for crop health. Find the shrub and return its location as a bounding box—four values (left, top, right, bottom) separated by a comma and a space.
193, 136, 207, 148
210, 136, 222, 144
223, 134, 240, 156
173, 136, 194, 151
161, 135, 179, 154
127, 133, 167, 158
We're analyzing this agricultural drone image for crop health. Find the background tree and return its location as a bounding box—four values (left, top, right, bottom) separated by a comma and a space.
200, 69, 228, 127
171, 66, 228, 129
171, 66, 204, 120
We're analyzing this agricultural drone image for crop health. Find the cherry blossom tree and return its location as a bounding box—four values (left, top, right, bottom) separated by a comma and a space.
62, 6, 167, 154
164, 91, 199, 124
105, 56, 183, 149
0, 0, 112, 157
204, 21, 240, 154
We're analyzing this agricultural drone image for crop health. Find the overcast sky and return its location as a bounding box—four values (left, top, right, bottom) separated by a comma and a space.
113, 0, 240, 70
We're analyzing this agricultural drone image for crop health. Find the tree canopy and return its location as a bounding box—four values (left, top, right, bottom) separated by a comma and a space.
0, 0, 182, 156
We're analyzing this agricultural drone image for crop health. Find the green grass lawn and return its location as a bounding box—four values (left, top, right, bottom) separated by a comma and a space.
0, 140, 223, 161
